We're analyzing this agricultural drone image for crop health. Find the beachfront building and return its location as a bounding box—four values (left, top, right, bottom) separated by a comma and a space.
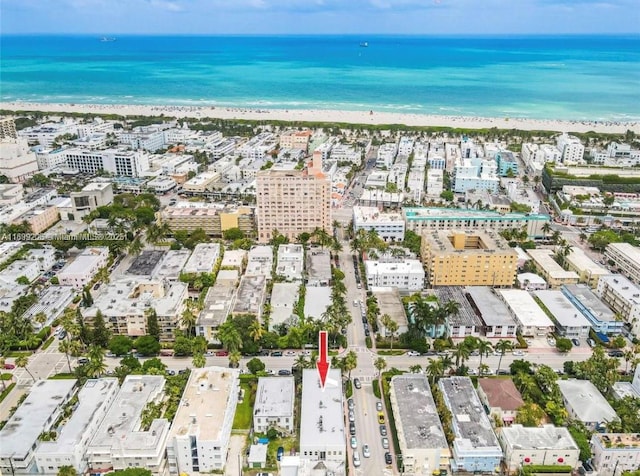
476, 378, 524, 426
558, 379, 618, 431
159, 202, 255, 237
299, 369, 346, 464
605, 243, 640, 285
256, 160, 331, 243
403, 207, 550, 239
535, 290, 591, 338
438, 377, 503, 473
352, 206, 405, 242
167, 367, 240, 475
497, 289, 555, 337
433, 286, 483, 338
276, 244, 304, 281
590, 433, 640, 476
597, 275, 640, 337
526, 249, 580, 289
421, 230, 517, 287
18, 120, 78, 148
0, 380, 77, 475
34, 379, 119, 476
500, 425, 580, 474
57, 247, 109, 289
564, 248, 610, 287
465, 286, 518, 338
253, 376, 295, 434
556, 133, 585, 164
182, 243, 221, 274
390, 375, 449, 475
279, 129, 312, 151
364, 258, 425, 292
87, 376, 170, 474
561, 284, 624, 335
63, 148, 149, 177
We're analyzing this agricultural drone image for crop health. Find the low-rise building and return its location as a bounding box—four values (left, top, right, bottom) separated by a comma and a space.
497, 289, 555, 337
153, 249, 191, 281
182, 171, 220, 193
167, 367, 240, 475
421, 230, 517, 287
374, 287, 409, 336
612, 366, 640, 400
564, 248, 610, 287
465, 286, 517, 338
253, 377, 295, 434
534, 290, 591, 338
434, 286, 484, 338
221, 249, 247, 270
517, 273, 548, 291
365, 258, 425, 292
561, 284, 624, 335
57, 247, 109, 289
245, 245, 273, 277
158, 203, 255, 237
438, 377, 503, 473
87, 376, 170, 474
0, 259, 41, 285
182, 243, 221, 275
13, 204, 59, 233
352, 206, 405, 242
232, 275, 267, 319
500, 425, 580, 473
306, 248, 332, 287
591, 433, 640, 476
23, 285, 75, 329
35, 379, 119, 475
597, 274, 640, 337
476, 378, 524, 426
0, 380, 77, 475
605, 243, 640, 285
526, 249, 580, 289
557, 379, 618, 431
197, 272, 238, 343
304, 286, 332, 320
426, 168, 444, 197
270, 283, 299, 331
390, 375, 449, 475
276, 244, 304, 281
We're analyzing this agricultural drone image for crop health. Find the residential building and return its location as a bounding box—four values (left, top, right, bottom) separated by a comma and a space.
221, 250, 246, 270
557, 379, 618, 430
526, 249, 580, 289
276, 244, 304, 281
497, 289, 555, 337
35, 379, 119, 475
365, 258, 424, 292
270, 283, 299, 331
404, 207, 550, 239
358, 189, 404, 207
167, 367, 240, 475
434, 287, 483, 337
438, 377, 503, 473
64, 148, 149, 177
612, 366, 640, 400
279, 129, 312, 151
517, 273, 548, 291
421, 230, 517, 287
426, 168, 444, 197
153, 249, 191, 281
476, 378, 524, 426
465, 286, 518, 338
119, 128, 165, 152
605, 243, 640, 285
0, 183, 24, 205
556, 134, 585, 164
0, 380, 77, 475
597, 275, 640, 337
304, 286, 332, 320
245, 245, 274, 277
300, 369, 345, 463
562, 284, 624, 335
253, 377, 295, 434
390, 375, 449, 475
453, 158, 500, 193
376, 142, 398, 168
87, 376, 169, 474
57, 247, 109, 289
22, 285, 75, 330
159, 202, 255, 237
306, 248, 332, 287
564, 248, 610, 287
495, 151, 519, 177
146, 176, 177, 193
232, 275, 267, 319
196, 272, 238, 343
182, 243, 221, 275
500, 425, 580, 473
69, 181, 114, 221
352, 206, 405, 242
13, 204, 59, 233
535, 290, 591, 338
256, 161, 331, 243
0, 259, 41, 285
590, 433, 640, 476
374, 287, 410, 336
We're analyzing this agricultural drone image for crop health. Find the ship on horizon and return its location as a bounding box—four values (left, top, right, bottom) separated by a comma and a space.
100, 37, 116, 42
359, 41, 368, 47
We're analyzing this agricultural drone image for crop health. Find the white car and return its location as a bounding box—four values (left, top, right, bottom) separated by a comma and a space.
512, 350, 526, 357
407, 351, 420, 356
284, 351, 297, 356
362, 444, 371, 458
350, 436, 358, 449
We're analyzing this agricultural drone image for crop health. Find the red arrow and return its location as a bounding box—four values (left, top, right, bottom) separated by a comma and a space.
316, 330, 330, 390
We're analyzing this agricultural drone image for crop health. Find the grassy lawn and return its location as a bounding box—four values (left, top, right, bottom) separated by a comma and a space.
377, 350, 406, 356
41, 336, 55, 351
233, 382, 255, 430
5, 351, 33, 358
48, 373, 76, 380
266, 436, 297, 469
0, 383, 16, 404
345, 379, 353, 399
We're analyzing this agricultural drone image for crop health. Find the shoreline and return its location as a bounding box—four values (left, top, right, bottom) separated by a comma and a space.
2, 101, 639, 134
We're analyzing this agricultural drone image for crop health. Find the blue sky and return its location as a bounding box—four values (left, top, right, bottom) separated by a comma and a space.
1, 0, 639, 35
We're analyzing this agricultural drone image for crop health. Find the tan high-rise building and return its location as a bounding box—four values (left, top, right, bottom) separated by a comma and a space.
421, 230, 517, 287
256, 161, 331, 243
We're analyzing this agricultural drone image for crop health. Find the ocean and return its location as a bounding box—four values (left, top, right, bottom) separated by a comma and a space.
1, 35, 639, 121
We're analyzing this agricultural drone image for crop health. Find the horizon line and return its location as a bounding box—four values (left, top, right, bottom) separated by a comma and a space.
2, 32, 640, 37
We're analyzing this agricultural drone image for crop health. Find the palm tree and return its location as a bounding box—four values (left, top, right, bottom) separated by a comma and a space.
128, 237, 144, 256
409, 364, 422, 374
426, 358, 444, 384
541, 222, 552, 239
34, 312, 47, 330
192, 352, 206, 368
57, 466, 78, 476
59, 339, 81, 373
374, 357, 387, 377
453, 342, 471, 369
86, 345, 106, 378
16, 355, 36, 382
249, 320, 265, 343
343, 350, 358, 380
293, 355, 309, 371
228, 350, 242, 369
217, 322, 242, 353
533, 175, 541, 190
479, 363, 490, 376
180, 308, 197, 337
495, 339, 514, 374
476, 339, 493, 374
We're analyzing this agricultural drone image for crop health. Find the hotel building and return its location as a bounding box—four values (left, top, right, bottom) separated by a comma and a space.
158, 202, 255, 237
352, 206, 405, 242
63, 148, 149, 177
596, 275, 640, 337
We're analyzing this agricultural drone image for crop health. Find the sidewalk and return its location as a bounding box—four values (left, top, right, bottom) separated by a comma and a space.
0, 384, 26, 422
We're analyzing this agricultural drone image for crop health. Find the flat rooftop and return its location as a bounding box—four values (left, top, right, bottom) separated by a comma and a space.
170, 367, 240, 441
433, 287, 483, 328
254, 377, 295, 419
0, 379, 77, 458
276, 244, 304, 280
304, 286, 332, 319
607, 242, 640, 262
353, 206, 404, 223
438, 377, 501, 452
557, 379, 618, 424
373, 287, 409, 329
534, 290, 591, 328
527, 249, 580, 280
126, 250, 165, 276
153, 249, 191, 280
465, 286, 516, 327
232, 275, 266, 316
306, 248, 332, 285
22, 285, 76, 327
563, 284, 616, 322
391, 375, 447, 449
599, 275, 640, 304
423, 229, 515, 254
300, 369, 345, 449
270, 282, 299, 327
246, 246, 273, 277
497, 289, 554, 328
593, 433, 640, 449
565, 248, 609, 275
477, 378, 524, 411
403, 207, 549, 222
183, 243, 221, 274
198, 278, 238, 328
221, 249, 247, 269
501, 425, 578, 451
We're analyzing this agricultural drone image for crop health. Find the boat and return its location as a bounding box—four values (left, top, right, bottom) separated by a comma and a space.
359, 42, 368, 47
100, 37, 116, 42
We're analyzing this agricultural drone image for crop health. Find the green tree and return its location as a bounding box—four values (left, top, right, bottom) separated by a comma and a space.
134, 335, 161, 356
86, 345, 107, 378
228, 350, 241, 369
59, 339, 82, 373
440, 190, 454, 201
111, 469, 153, 476
342, 350, 358, 380
180, 308, 197, 337
108, 335, 134, 356
217, 321, 242, 353
146, 308, 160, 341
57, 466, 78, 476
173, 335, 193, 356
514, 402, 546, 426
555, 338, 573, 353
426, 358, 445, 384
494, 339, 513, 374
91, 310, 111, 348
16, 354, 36, 381
192, 352, 206, 368
247, 357, 266, 374
223, 228, 245, 240
142, 357, 167, 375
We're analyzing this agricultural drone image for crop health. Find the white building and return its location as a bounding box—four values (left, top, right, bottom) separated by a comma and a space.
57, 247, 109, 289
18, 121, 78, 148
590, 433, 640, 476
496, 289, 555, 336
0, 137, 39, 182
499, 425, 580, 473
182, 243, 221, 275
36, 147, 68, 170
365, 259, 424, 292
300, 369, 345, 463
35, 379, 119, 475
556, 134, 585, 164
270, 282, 299, 331
253, 377, 296, 434
87, 375, 170, 474
557, 379, 618, 431
390, 375, 449, 475
167, 367, 240, 475
352, 206, 405, 242
245, 246, 274, 277
376, 142, 398, 168
426, 168, 444, 197
0, 259, 41, 285
465, 286, 518, 339
276, 244, 304, 281
605, 243, 640, 285
534, 290, 591, 338
64, 148, 149, 177
453, 158, 500, 194
597, 274, 640, 337
306, 248, 332, 287
120, 128, 165, 152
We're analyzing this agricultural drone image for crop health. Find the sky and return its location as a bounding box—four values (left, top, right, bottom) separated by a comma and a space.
1, 0, 639, 35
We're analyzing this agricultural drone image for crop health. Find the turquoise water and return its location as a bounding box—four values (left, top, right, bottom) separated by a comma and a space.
1, 35, 639, 120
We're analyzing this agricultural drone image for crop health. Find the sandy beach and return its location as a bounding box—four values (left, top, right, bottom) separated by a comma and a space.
2, 101, 639, 134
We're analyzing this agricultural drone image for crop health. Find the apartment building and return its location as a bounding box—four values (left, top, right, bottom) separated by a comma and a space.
167, 367, 240, 475
535, 290, 591, 338
13, 204, 59, 233
159, 202, 255, 237
376, 142, 398, 168
556, 133, 585, 164
196, 271, 238, 343
306, 248, 332, 287
557, 379, 618, 431
497, 289, 554, 337
365, 258, 425, 292
352, 206, 405, 242
590, 433, 640, 476
64, 148, 149, 177
597, 274, 640, 337
605, 243, 640, 285
476, 378, 524, 426
0, 136, 39, 182
183, 243, 221, 275
276, 244, 304, 281
279, 129, 312, 151
465, 286, 518, 338
562, 284, 624, 335
564, 248, 610, 287
256, 161, 331, 243
18, 120, 78, 148
526, 249, 580, 289
253, 377, 295, 433
421, 230, 517, 287
426, 168, 444, 197
57, 247, 109, 289
434, 286, 484, 338
495, 151, 519, 177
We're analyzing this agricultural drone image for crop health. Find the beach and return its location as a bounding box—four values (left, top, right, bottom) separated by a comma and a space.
2, 102, 639, 134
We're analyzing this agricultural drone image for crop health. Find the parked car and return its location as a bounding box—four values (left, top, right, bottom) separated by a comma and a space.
347, 398, 355, 410
350, 436, 358, 449
571, 338, 581, 347
215, 350, 229, 357
349, 421, 356, 435
608, 350, 624, 358
284, 350, 297, 356
587, 338, 596, 348
3, 363, 15, 370
407, 351, 420, 356
377, 412, 385, 424
497, 369, 510, 375
379, 425, 387, 436
512, 350, 525, 356
349, 410, 355, 422
271, 351, 283, 357
376, 401, 383, 411
364, 329, 370, 337
363, 444, 371, 458
277, 447, 284, 461
78, 357, 89, 364
381, 437, 389, 449
353, 378, 362, 389
353, 451, 361, 467
385, 452, 393, 465
278, 369, 291, 376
